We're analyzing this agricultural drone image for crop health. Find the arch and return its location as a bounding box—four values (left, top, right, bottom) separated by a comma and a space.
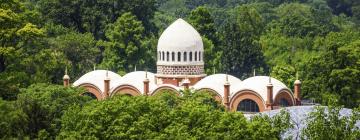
197, 88, 222, 102
183, 52, 187, 61
151, 86, 180, 96
111, 85, 141, 97
177, 52, 181, 62
230, 90, 266, 112
195, 51, 197, 61
166, 51, 169, 61
189, 51, 192, 61
172, 52, 175, 61
78, 83, 103, 100
274, 89, 295, 107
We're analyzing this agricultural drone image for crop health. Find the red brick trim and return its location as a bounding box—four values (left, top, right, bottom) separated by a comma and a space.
78, 83, 103, 100
111, 85, 141, 96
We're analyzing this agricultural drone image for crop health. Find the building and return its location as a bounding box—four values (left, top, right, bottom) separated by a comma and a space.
64, 18, 301, 113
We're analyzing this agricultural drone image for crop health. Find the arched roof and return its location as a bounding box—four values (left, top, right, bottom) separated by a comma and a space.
193, 74, 242, 98
150, 84, 181, 95
230, 76, 291, 101
158, 18, 203, 52
73, 70, 122, 93
110, 71, 156, 95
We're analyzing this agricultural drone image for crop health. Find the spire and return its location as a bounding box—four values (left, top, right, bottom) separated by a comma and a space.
105, 70, 110, 80
63, 66, 70, 80
225, 74, 230, 85
269, 75, 272, 84
213, 67, 216, 74
93, 64, 96, 71
253, 69, 256, 76
134, 65, 137, 71
145, 69, 148, 78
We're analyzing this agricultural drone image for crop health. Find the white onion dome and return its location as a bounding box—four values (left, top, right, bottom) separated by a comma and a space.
73, 70, 122, 93
193, 74, 242, 98
230, 76, 291, 101
157, 18, 204, 66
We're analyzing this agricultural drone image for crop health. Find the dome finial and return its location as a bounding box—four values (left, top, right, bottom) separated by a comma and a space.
134, 65, 137, 72
145, 69, 148, 79
93, 64, 96, 71
253, 69, 256, 76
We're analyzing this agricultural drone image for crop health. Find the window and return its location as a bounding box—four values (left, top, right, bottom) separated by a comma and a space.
162, 52, 165, 61
237, 99, 259, 112
279, 98, 289, 107
172, 52, 175, 61
178, 52, 181, 62
184, 52, 187, 61
158, 52, 161, 61
189, 52, 192, 61
195, 51, 197, 61
166, 52, 169, 61
199, 52, 201, 61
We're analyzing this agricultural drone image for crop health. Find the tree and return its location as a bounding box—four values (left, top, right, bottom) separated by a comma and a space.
188, 6, 218, 45
221, 5, 267, 78
35, 0, 157, 39
301, 105, 360, 139
300, 31, 360, 108
59, 90, 292, 139
16, 83, 92, 139
0, 99, 27, 139
100, 12, 153, 73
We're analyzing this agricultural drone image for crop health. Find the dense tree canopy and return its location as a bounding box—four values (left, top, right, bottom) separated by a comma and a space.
0, 0, 359, 138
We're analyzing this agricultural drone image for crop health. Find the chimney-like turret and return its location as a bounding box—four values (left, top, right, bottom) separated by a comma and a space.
223, 74, 230, 110
266, 77, 273, 110
143, 71, 149, 96
294, 80, 301, 105
104, 71, 110, 99
63, 67, 70, 87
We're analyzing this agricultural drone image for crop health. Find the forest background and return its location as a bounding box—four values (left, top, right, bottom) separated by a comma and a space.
0, 0, 359, 139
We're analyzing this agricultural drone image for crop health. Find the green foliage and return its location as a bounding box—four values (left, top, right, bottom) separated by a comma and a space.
222, 5, 267, 78
16, 83, 92, 138
0, 99, 27, 139
301, 105, 360, 139
100, 12, 155, 73
36, 0, 157, 39
59, 91, 292, 139
300, 31, 360, 107
188, 6, 218, 44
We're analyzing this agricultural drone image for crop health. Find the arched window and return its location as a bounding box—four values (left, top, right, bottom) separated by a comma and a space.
184, 52, 187, 61
237, 99, 259, 112
195, 51, 197, 61
166, 52, 169, 61
162, 52, 165, 61
158, 52, 161, 61
178, 52, 181, 62
189, 52, 192, 61
199, 52, 201, 61
279, 98, 289, 107
172, 52, 175, 61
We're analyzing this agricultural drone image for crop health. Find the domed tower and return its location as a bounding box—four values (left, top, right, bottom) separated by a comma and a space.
155, 18, 206, 86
